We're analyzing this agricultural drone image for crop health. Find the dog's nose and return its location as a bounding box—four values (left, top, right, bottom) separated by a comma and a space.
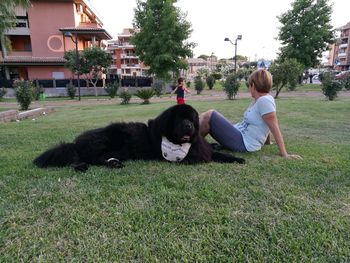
184, 122, 193, 131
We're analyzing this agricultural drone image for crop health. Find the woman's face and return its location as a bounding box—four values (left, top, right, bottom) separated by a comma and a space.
249, 83, 256, 98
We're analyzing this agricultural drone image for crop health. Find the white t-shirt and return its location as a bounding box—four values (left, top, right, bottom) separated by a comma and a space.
234, 95, 276, 152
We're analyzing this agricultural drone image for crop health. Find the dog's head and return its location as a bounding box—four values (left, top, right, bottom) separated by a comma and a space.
150, 104, 199, 144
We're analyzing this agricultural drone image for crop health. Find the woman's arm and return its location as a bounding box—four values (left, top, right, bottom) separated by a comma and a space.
262, 112, 302, 159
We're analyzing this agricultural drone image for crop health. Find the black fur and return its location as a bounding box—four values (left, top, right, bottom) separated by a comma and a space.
33, 104, 245, 172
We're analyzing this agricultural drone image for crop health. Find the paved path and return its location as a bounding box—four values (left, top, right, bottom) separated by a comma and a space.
1, 90, 349, 109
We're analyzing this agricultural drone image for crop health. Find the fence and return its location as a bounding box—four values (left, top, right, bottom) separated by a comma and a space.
0, 76, 153, 89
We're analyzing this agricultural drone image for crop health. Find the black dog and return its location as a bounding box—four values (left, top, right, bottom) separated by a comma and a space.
33, 104, 244, 172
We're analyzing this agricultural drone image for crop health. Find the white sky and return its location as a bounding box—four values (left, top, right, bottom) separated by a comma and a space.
89, 0, 350, 60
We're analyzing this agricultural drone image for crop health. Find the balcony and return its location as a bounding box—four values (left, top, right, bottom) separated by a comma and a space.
7, 51, 33, 57
121, 63, 141, 69
121, 53, 137, 59
339, 43, 348, 49
4, 19, 30, 36
338, 52, 347, 58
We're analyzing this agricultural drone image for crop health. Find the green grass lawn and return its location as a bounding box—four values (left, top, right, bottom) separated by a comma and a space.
1, 97, 350, 261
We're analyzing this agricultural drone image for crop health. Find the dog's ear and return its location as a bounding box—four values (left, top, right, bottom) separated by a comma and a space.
151, 106, 174, 135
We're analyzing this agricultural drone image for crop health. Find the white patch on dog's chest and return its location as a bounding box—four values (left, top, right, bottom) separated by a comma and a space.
161, 136, 191, 162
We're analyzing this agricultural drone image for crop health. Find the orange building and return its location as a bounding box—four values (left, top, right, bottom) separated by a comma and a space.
0, 0, 111, 83
328, 22, 350, 70
107, 28, 148, 77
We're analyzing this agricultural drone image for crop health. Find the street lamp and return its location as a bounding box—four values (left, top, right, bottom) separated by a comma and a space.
224, 35, 242, 72
64, 31, 81, 100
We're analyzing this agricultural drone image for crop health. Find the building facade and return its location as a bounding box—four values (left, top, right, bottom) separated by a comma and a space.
107, 28, 148, 77
0, 0, 111, 84
328, 21, 350, 70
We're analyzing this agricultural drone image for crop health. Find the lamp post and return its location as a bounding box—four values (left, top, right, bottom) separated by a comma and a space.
64, 31, 81, 100
224, 35, 242, 72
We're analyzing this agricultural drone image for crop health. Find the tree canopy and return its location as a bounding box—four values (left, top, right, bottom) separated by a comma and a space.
269, 58, 304, 98
131, 0, 195, 80
0, 0, 30, 34
64, 47, 112, 95
277, 0, 334, 68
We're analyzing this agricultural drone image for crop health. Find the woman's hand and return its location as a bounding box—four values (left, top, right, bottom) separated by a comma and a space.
283, 153, 303, 160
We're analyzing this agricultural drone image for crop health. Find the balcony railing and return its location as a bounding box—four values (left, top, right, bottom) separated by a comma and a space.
121, 54, 137, 59
4, 19, 30, 35
339, 43, 348, 49
7, 51, 32, 57
338, 52, 347, 58
121, 63, 141, 69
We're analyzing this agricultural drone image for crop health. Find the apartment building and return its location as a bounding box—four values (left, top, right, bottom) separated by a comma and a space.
107, 28, 148, 77
328, 21, 350, 70
0, 0, 111, 84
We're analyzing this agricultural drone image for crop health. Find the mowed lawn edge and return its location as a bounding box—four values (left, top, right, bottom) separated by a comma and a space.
1, 96, 350, 261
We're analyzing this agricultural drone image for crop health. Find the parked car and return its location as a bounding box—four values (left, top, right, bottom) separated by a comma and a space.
335, 70, 350, 79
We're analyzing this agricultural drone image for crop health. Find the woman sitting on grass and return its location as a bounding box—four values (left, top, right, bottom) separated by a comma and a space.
199, 69, 302, 159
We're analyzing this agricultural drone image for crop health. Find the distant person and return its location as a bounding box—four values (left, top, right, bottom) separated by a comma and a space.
309, 73, 313, 84
171, 77, 190, 104
199, 69, 302, 159
304, 70, 309, 84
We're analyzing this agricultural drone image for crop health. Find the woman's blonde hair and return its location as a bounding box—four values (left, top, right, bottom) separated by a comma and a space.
247, 69, 272, 93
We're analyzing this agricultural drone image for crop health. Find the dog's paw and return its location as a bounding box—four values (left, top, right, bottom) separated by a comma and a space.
106, 158, 124, 169
72, 162, 89, 172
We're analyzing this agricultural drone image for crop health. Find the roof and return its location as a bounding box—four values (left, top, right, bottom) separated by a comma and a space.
0, 56, 66, 66
60, 27, 112, 40
338, 22, 350, 31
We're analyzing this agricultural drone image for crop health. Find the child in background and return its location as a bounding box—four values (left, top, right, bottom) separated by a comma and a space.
171, 77, 190, 104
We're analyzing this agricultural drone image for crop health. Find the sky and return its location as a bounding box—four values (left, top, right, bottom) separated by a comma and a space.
89, 0, 350, 61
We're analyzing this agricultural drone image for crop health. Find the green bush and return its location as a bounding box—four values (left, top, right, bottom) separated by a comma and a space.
321, 72, 343, 101
119, 88, 132, 105
206, 75, 215, 90
152, 79, 164, 97
224, 74, 240, 100
0, 87, 7, 100
105, 80, 120, 98
135, 88, 155, 104
186, 80, 191, 88
13, 80, 34, 110
66, 83, 76, 99
341, 73, 350, 90
194, 76, 204, 94
211, 72, 222, 80
237, 68, 253, 81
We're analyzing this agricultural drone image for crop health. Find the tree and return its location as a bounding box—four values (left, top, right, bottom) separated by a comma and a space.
131, 0, 195, 80
198, 54, 209, 60
233, 55, 248, 62
277, 0, 334, 69
206, 75, 215, 90
64, 47, 112, 96
269, 58, 304, 98
194, 76, 204, 94
0, 0, 30, 35
197, 68, 209, 78
223, 74, 240, 100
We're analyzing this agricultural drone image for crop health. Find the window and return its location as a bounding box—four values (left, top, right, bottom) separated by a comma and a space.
52, 72, 64, 79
